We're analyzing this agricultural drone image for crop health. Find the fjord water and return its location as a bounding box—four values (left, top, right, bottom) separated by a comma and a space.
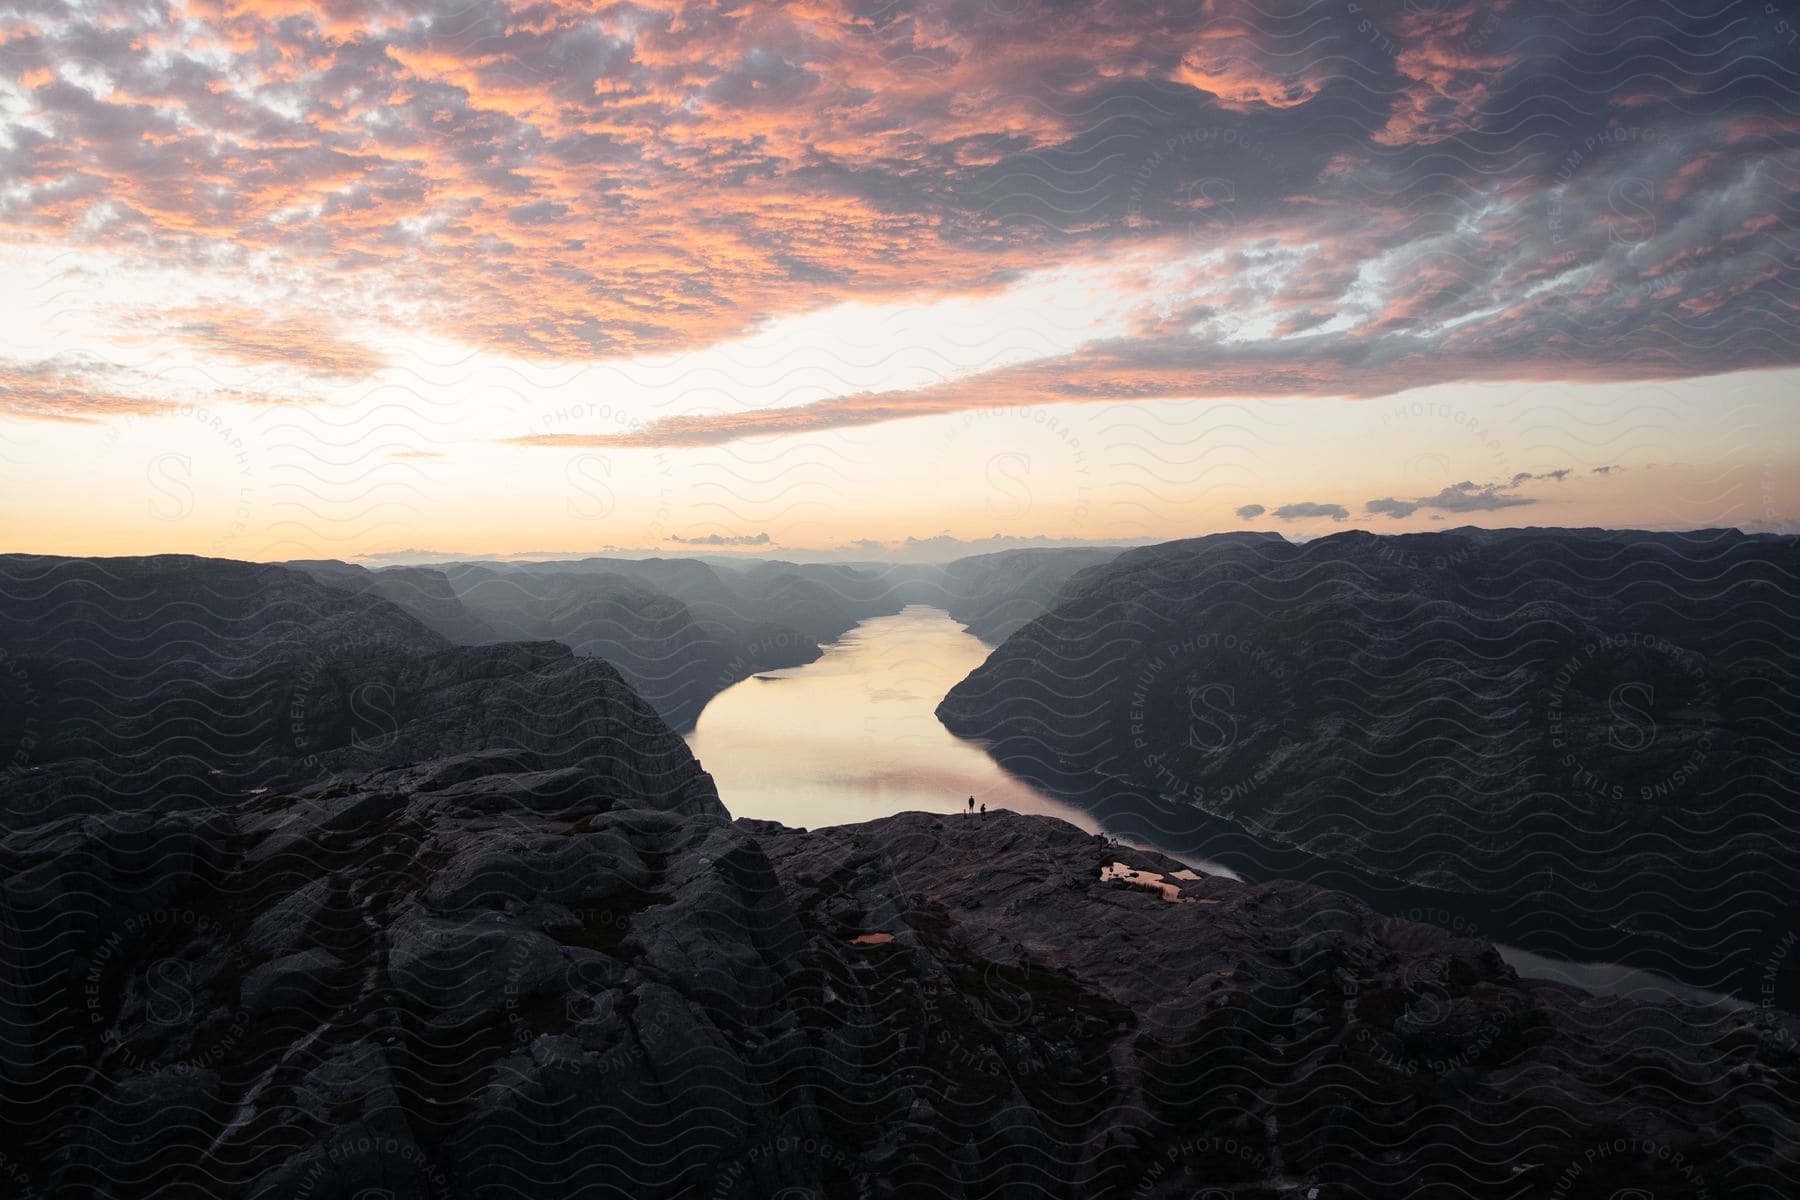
685, 605, 1121, 836
688, 605, 1743, 1010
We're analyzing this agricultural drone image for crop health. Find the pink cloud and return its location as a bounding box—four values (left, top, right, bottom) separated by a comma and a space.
0, 0, 1790, 406
0, 359, 175, 423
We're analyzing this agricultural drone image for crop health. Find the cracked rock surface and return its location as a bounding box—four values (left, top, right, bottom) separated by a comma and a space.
2, 753, 1793, 1198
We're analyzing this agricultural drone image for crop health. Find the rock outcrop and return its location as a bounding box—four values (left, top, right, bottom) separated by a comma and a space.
937, 528, 1800, 1004
0, 755, 1793, 1198
0, 555, 721, 825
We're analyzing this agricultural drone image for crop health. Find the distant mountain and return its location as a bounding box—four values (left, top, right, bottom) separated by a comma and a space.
284, 552, 1131, 730
938, 528, 1800, 1003
2, 753, 1791, 1198
447, 566, 738, 730
939, 546, 1124, 642
407, 556, 948, 729
0, 555, 720, 826
283, 560, 501, 644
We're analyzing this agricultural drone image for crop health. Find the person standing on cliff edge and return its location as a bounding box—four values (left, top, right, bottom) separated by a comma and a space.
967, 796, 975, 815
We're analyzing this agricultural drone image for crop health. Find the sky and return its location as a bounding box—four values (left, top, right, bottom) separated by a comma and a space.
0, 0, 1796, 561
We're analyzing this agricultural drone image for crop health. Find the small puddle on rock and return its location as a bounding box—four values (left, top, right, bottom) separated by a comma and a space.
850, 933, 895, 945
1100, 861, 1218, 905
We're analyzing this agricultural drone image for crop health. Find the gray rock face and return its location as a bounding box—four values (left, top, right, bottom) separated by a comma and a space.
936, 527, 1800, 1003
1, 756, 1793, 1198
0, 555, 721, 824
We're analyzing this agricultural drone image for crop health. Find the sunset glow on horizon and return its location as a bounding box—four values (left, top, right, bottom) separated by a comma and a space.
2, 0, 1796, 560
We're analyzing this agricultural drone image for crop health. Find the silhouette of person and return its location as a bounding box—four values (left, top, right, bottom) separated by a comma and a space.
980, 804, 986, 815
967, 796, 975, 815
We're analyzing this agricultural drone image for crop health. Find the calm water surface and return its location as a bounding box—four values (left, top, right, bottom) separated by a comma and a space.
688, 605, 1739, 1008
689, 606, 1128, 836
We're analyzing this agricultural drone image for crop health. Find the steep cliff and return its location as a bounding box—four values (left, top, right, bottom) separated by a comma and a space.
937, 528, 1800, 1002
0, 555, 720, 825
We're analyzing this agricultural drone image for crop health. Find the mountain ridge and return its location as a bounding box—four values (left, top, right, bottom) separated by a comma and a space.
0, 554, 721, 825
937, 526, 1800, 1004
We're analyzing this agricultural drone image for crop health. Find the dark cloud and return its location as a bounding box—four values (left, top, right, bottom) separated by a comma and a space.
669, 532, 772, 546
1366, 497, 1418, 519
1367, 474, 1557, 521
1274, 502, 1349, 522
1424, 481, 1538, 513
1235, 503, 1267, 519
1366, 461, 1633, 521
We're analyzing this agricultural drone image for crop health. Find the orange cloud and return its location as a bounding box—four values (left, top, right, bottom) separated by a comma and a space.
1171, 44, 1326, 111
159, 307, 388, 379
1372, 2, 1520, 146
0, 359, 175, 423
0, 0, 1791, 394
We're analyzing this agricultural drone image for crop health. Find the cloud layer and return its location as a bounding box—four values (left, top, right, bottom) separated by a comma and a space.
1, 0, 1795, 429
1245, 465, 1630, 526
